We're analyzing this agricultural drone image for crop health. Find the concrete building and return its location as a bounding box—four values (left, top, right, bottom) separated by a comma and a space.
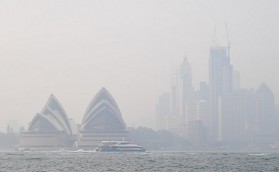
185, 100, 208, 145
155, 93, 170, 130
20, 88, 129, 150
187, 120, 207, 148
254, 83, 276, 142
218, 94, 248, 145
233, 71, 241, 90
196, 100, 209, 126
20, 95, 76, 150
165, 115, 181, 134
198, 82, 209, 101
180, 57, 194, 105
78, 88, 128, 149
163, 57, 194, 137
208, 46, 233, 143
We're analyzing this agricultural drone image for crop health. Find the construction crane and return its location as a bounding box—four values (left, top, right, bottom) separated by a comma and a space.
212, 24, 217, 46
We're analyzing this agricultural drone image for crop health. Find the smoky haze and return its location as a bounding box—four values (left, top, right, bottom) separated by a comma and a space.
0, 0, 278, 131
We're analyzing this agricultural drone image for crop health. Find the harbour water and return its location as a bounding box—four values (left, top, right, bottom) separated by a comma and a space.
1, 151, 279, 172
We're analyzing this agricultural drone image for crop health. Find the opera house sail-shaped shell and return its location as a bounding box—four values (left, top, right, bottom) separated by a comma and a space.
78, 88, 128, 149
20, 95, 75, 150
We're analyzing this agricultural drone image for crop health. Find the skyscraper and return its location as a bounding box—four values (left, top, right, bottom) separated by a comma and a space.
208, 46, 233, 143
170, 66, 179, 115
180, 56, 194, 122
180, 57, 193, 104
198, 82, 209, 101
164, 57, 195, 136
156, 93, 171, 130
233, 71, 241, 90
255, 83, 276, 136
218, 90, 254, 145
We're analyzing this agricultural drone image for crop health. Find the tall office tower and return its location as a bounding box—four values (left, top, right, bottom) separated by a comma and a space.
199, 82, 209, 101
208, 46, 233, 143
167, 66, 181, 135
165, 57, 194, 136
218, 89, 255, 145
255, 83, 276, 136
187, 120, 207, 148
196, 82, 209, 129
156, 93, 171, 130
180, 57, 194, 121
171, 66, 179, 115
196, 100, 209, 126
187, 91, 208, 148
180, 57, 193, 103
233, 71, 241, 90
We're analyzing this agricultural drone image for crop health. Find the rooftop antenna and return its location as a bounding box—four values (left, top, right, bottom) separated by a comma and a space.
225, 22, 231, 58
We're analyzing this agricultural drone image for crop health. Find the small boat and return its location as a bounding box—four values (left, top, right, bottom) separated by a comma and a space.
95, 141, 145, 152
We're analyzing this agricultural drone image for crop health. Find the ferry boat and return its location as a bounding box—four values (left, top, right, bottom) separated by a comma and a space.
95, 141, 145, 152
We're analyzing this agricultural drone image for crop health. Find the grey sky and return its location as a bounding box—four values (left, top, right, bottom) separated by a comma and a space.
0, 0, 278, 131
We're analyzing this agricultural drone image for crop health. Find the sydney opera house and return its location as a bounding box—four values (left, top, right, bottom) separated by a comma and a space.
20, 95, 77, 150
78, 88, 128, 149
19, 88, 128, 150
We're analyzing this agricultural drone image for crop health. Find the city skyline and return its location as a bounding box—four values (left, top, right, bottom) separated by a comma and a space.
156, 43, 278, 147
0, 0, 279, 132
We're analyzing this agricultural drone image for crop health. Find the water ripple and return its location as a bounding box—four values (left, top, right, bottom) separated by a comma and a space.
0, 152, 279, 172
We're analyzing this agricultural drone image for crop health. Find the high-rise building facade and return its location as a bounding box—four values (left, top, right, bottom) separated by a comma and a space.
155, 93, 171, 130
180, 57, 194, 123
154, 56, 197, 138
208, 46, 233, 143
218, 90, 255, 145
198, 82, 209, 101
180, 57, 194, 104
187, 120, 207, 148
255, 83, 276, 136
233, 71, 241, 90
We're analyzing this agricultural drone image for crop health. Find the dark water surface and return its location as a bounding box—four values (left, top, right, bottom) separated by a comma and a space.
0, 151, 279, 172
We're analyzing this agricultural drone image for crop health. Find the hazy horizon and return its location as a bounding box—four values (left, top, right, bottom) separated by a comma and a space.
0, 0, 278, 132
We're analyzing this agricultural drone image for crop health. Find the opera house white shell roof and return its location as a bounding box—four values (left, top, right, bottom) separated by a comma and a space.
80, 87, 126, 132
28, 94, 73, 135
